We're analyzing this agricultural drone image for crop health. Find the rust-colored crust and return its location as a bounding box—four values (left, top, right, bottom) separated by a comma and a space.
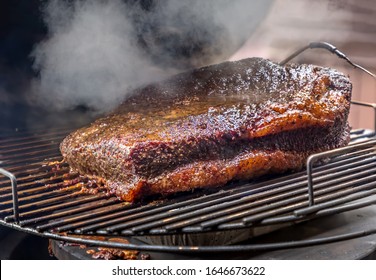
60, 57, 352, 202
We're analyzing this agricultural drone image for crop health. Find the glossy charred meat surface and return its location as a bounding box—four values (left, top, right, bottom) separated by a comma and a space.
60, 57, 352, 202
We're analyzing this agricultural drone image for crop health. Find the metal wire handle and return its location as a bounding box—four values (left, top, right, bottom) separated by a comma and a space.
351, 101, 376, 133
303, 139, 376, 208
280, 41, 376, 79
0, 168, 19, 223
281, 42, 376, 208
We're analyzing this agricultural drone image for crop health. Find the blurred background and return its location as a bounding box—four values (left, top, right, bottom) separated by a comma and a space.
0, 0, 376, 259
230, 0, 376, 130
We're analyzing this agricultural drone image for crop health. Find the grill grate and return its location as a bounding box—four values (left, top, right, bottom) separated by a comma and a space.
1, 125, 376, 252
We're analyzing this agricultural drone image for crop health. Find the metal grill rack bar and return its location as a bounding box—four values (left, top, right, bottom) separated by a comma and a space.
1, 114, 376, 252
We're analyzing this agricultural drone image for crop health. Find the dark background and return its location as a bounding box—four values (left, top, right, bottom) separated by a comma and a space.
0, 1, 47, 130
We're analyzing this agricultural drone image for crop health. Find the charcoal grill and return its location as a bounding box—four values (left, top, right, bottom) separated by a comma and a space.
1, 101, 376, 256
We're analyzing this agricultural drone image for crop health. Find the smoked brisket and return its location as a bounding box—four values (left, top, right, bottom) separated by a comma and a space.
60, 57, 352, 202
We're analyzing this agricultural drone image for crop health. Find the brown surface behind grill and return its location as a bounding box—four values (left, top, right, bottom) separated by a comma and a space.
230, 0, 376, 130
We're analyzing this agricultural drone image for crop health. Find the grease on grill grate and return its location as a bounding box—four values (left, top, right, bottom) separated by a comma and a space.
1, 127, 376, 247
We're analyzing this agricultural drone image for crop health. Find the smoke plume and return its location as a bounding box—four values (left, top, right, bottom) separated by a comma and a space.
30, 0, 272, 114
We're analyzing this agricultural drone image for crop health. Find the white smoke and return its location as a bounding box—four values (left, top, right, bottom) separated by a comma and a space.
30, 0, 272, 114
31, 0, 164, 113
